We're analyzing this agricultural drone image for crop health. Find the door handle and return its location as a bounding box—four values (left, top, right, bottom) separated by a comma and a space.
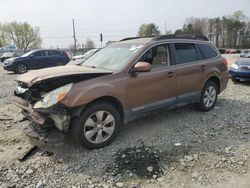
167, 71, 175, 78
201, 65, 206, 71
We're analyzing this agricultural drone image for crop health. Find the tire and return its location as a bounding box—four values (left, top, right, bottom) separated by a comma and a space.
70, 102, 121, 149
56, 62, 64, 66
196, 81, 218, 112
15, 64, 28, 74
231, 77, 240, 83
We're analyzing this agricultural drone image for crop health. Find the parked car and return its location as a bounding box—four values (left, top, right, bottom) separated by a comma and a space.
12, 34, 228, 149
3, 49, 70, 74
225, 49, 237, 54
240, 49, 250, 57
0, 52, 18, 62
229, 52, 250, 82
68, 49, 100, 66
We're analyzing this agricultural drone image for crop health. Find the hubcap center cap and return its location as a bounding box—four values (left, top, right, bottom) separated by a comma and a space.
97, 123, 102, 129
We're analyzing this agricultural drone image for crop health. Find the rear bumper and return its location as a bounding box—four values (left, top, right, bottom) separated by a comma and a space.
229, 69, 250, 80
220, 71, 229, 93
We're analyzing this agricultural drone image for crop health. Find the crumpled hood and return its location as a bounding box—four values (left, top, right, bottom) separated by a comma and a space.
16, 65, 112, 87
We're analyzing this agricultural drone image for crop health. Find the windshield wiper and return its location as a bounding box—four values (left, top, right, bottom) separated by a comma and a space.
84, 65, 96, 68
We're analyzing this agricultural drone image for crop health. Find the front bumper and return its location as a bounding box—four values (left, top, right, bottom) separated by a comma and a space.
229, 68, 250, 81
3, 62, 15, 71
11, 96, 71, 132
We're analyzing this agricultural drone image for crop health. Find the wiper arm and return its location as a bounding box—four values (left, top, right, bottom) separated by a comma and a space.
84, 65, 96, 68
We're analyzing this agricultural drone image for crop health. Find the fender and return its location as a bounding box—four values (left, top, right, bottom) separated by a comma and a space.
61, 80, 127, 109
201, 66, 221, 90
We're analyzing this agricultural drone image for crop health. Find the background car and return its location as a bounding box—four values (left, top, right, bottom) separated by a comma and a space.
229, 52, 250, 82
240, 49, 250, 57
0, 52, 18, 62
68, 49, 100, 65
225, 49, 238, 54
3, 49, 70, 73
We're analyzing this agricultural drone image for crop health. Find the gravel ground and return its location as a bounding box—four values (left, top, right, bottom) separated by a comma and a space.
0, 55, 250, 188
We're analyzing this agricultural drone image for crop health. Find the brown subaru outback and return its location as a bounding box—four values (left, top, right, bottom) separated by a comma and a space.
12, 35, 229, 149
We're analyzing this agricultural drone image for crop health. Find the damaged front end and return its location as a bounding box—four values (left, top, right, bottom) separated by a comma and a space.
12, 82, 73, 135
11, 66, 113, 139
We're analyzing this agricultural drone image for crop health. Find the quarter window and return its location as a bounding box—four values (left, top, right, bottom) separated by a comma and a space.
198, 44, 218, 59
174, 43, 198, 64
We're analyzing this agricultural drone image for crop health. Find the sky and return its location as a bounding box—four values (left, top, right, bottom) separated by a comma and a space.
0, 0, 250, 48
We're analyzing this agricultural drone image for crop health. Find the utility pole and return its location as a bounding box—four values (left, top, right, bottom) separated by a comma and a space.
72, 19, 77, 55
164, 20, 167, 34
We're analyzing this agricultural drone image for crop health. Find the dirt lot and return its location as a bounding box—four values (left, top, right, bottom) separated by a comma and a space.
0, 55, 250, 188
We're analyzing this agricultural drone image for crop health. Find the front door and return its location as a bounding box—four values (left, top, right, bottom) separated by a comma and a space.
126, 43, 177, 115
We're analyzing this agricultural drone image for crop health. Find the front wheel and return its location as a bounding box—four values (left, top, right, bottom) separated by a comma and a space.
70, 102, 121, 149
196, 81, 218, 112
15, 64, 28, 74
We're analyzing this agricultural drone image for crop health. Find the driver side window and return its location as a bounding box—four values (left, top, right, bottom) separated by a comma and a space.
139, 44, 170, 69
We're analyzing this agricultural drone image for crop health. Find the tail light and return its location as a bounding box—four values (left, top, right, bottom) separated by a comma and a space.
222, 58, 228, 66
63, 51, 69, 58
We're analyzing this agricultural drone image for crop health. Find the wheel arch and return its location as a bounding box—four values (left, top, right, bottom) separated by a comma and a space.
205, 76, 221, 94
72, 96, 125, 123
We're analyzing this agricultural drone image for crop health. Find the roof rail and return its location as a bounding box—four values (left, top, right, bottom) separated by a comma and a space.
153, 34, 209, 41
120, 36, 154, 42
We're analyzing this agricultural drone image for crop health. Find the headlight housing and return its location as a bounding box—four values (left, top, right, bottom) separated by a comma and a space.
34, 83, 72, 109
230, 63, 239, 70
4, 59, 14, 64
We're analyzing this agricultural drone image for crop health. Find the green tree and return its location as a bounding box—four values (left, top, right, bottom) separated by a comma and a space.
138, 23, 160, 37
2, 21, 42, 50
233, 10, 246, 21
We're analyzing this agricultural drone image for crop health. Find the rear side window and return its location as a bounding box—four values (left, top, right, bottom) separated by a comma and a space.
174, 43, 198, 64
50, 50, 61, 56
198, 44, 218, 59
33, 51, 45, 57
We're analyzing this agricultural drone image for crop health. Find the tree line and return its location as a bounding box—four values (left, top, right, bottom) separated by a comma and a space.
138, 10, 250, 49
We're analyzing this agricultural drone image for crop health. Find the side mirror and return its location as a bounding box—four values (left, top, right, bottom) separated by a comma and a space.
133, 62, 151, 73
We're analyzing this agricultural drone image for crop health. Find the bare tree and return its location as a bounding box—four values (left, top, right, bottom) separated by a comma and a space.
84, 39, 96, 49
175, 10, 250, 48
1, 21, 42, 50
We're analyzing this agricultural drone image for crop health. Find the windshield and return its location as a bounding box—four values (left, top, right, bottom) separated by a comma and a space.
83, 49, 98, 58
21, 50, 35, 57
83, 43, 143, 70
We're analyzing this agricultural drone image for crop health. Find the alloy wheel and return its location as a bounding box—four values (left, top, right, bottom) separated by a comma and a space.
17, 64, 28, 73
203, 86, 216, 108
83, 110, 115, 144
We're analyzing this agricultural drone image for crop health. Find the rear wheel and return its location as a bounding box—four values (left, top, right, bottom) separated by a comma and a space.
56, 62, 64, 66
15, 64, 28, 74
70, 102, 121, 149
196, 81, 218, 112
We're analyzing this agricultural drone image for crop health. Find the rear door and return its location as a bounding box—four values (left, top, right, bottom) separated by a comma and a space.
49, 50, 62, 66
173, 42, 203, 104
